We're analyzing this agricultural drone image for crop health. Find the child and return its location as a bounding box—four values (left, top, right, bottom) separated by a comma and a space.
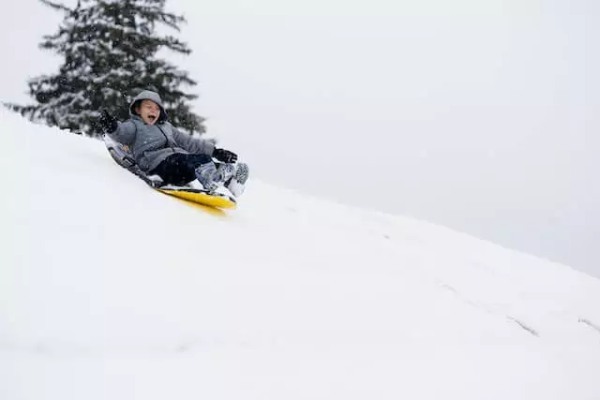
99, 90, 248, 197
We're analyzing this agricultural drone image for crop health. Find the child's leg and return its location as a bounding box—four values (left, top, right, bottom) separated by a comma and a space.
152, 153, 237, 192
151, 153, 213, 185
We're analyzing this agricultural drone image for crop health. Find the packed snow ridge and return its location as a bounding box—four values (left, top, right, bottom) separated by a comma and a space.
1, 108, 599, 400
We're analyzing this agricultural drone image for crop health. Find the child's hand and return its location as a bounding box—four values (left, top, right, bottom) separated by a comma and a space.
99, 110, 118, 133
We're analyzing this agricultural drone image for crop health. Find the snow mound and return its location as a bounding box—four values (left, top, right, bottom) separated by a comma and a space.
1, 109, 600, 400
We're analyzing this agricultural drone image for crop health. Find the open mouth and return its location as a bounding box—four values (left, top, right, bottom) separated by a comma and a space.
147, 114, 157, 122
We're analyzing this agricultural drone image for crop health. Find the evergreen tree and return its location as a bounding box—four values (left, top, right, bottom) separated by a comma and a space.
8, 0, 205, 136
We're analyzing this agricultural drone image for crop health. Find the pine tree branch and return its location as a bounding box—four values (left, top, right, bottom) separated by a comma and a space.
158, 12, 186, 31
40, 0, 72, 13
160, 36, 191, 54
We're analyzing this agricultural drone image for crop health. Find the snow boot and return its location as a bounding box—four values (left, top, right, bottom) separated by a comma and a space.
216, 163, 236, 183
226, 163, 249, 198
194, 162, 219, 192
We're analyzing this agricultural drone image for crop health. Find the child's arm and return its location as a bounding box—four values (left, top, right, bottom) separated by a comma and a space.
109, 120, 137, 145
99, 110, 136, 145
171, 126, 215, 156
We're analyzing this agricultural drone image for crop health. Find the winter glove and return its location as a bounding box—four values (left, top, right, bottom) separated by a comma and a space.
212, 148, 238, 163
99, 109, 118, 133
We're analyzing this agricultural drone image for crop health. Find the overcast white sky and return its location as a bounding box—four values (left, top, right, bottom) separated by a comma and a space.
0, 0, 598, 277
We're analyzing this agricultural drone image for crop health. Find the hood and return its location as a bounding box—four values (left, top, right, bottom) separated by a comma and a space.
129, 90, 168, 123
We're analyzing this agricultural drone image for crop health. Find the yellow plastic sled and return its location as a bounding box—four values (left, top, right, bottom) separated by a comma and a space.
158, 187, 237, 210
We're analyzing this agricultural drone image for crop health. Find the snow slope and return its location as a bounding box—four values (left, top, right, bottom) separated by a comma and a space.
1, 109, 600, 400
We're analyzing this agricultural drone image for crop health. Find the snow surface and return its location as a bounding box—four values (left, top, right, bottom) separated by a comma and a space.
1, 109, 600, 399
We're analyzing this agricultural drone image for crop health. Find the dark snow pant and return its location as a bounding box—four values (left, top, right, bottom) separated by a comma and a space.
150, 153, 213, 186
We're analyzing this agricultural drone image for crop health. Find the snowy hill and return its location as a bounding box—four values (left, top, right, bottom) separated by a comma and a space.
1, 109, 600, 400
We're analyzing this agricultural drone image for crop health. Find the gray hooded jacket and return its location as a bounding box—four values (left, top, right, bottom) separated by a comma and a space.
108, 90, 215, 173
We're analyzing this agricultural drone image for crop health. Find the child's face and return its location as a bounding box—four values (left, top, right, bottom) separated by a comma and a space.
136, 100, 161, 125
